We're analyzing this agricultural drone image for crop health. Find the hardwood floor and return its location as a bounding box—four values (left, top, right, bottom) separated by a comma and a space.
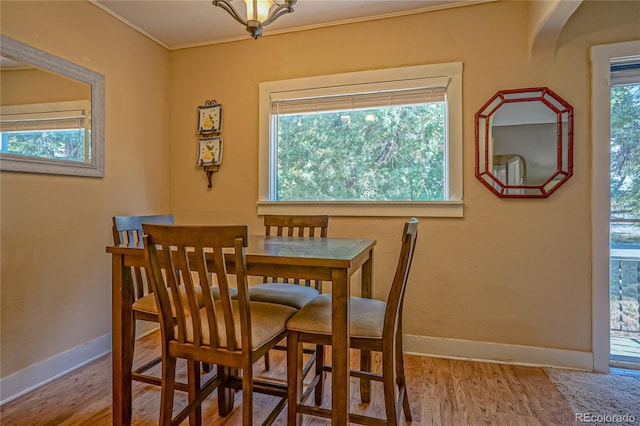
1, 330, 577, 425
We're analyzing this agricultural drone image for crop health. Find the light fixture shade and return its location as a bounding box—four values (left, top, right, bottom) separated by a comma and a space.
212, 0, 297, 39
245, 0, 273, 23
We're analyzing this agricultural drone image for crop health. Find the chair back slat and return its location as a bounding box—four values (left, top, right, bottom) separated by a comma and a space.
264, 214, 328, 239
112, 214, 174, 301
178, 246, 204, 345
263, 215, 329, 289
210, 246, 238, 351
195, 246, 221, 349
157, 243, 189, 343
144, 241, 177, 342
143, 224, 249, 352
113, 214, 175, 245
383, 218, 419, 345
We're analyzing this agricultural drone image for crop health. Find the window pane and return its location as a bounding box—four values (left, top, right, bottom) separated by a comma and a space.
276, 102, 445, 201
1, 129, 88, 162
0, 100, 91, 164
610, 82, 640, 246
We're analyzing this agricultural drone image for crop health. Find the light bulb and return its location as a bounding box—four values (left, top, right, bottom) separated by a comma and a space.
245, 0, 273, 22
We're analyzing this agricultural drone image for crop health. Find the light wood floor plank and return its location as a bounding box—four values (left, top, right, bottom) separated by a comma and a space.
1, 331, 577, 425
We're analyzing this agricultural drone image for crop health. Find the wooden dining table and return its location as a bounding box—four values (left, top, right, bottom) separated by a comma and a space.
107, 234, 376, 425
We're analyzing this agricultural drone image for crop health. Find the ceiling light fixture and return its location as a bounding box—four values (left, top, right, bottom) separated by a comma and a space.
212, 0, 297, 39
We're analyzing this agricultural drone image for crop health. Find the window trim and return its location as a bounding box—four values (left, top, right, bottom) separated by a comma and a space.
257, 62, 463, 217
0, 35, 105, 178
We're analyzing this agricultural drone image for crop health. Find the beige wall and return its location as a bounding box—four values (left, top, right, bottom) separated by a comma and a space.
1, 68, 91, 105
168, 0, 639, 353
1, 0, 639, 388
0, 1, 171, 378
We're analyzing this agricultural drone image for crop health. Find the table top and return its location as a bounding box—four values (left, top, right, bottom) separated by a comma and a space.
248, 235, 375, 262
107, 235, 376, 268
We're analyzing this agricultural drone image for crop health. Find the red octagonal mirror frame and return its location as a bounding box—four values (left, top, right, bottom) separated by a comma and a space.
475, 87, 574, 198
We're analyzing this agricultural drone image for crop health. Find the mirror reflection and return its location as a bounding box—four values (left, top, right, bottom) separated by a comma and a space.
0, 35, 104, 177
1, 55, 92, 103
475, 87, 573, 198
1, 54, 92, 163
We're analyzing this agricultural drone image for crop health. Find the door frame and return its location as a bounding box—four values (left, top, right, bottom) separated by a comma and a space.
591, 40, 640, 373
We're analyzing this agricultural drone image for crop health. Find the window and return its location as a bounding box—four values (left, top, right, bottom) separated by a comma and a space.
258, 62, 463, 217
1, 100, 91, 163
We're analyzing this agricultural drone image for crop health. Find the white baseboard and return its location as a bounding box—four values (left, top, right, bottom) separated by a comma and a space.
0, 331, 594, 405
404, 334, 594, 371
0, 333, 112, 405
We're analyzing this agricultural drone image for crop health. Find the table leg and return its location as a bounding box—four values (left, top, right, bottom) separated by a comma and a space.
112, 256, 134, 426
331, 268, 350, 425
360, 249, 374, 402
361, 248, 373, 299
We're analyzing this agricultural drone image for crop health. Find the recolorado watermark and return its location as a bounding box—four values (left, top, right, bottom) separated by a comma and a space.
576, 413, 636, 423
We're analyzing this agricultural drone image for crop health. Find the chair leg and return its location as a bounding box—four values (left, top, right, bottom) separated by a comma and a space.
264, 351, 271, 371
217, 365, 235, 417
287, 332, 303, 425
395, 328, 412, 421
242, 363, 254, 425
187, 360, 202, 426
382, 346, 398, 425
159, 355, 177, 426
126, 312, 137, 383
402, 380, 412, 422
359, 348, 371, 403
314, 344, 324, 406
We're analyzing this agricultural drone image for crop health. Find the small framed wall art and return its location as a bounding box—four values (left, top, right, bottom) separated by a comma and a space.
196, 136, 223, 166
197, 102, 222, 133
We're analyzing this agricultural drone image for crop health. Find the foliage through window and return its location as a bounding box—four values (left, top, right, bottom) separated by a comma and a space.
275, 95, 445, 201
259, 63, 463, 217
610, 60, 640, 245
610, 84, 640, 219
1, 101, 91, 163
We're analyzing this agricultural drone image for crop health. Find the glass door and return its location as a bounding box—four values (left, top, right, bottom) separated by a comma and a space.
610, 59, 640, 368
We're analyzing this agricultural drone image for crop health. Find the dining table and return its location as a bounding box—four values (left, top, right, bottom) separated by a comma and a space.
107, 234, 376, 425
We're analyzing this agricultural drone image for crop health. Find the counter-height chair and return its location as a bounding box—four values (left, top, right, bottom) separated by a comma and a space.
113, 214, 231, 390
112, 214, 178, 389
143, 224, 297, 426
248, 215, 329, 371
287, 218, 419, 425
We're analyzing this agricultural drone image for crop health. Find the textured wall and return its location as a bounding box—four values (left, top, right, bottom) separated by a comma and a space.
0, 1, 171, 377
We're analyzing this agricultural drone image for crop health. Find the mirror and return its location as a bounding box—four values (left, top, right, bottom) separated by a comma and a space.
0, 35, 104, 177
475, 87, 573, 198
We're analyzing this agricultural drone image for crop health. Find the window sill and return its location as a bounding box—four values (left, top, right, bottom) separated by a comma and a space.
257, 200, 463, 218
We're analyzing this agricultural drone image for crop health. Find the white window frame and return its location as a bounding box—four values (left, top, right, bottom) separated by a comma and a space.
257, 62, 463, 217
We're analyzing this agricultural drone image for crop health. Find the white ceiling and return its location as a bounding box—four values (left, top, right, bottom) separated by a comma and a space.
92, 0, 492, 49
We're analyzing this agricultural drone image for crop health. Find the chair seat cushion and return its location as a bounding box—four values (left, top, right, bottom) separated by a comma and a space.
183, 301, 297, 350
133, 286, 236, 317
247, 283, 319, 309
286, 294, 386, 339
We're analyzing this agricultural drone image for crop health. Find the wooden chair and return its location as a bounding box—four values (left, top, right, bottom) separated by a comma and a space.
248, 214, 329, 371
112, 214, 178, 388
143, 224, 297, 426
286, 218, 419, 425
250, 214, 329, 303
113, 214, 229, 389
